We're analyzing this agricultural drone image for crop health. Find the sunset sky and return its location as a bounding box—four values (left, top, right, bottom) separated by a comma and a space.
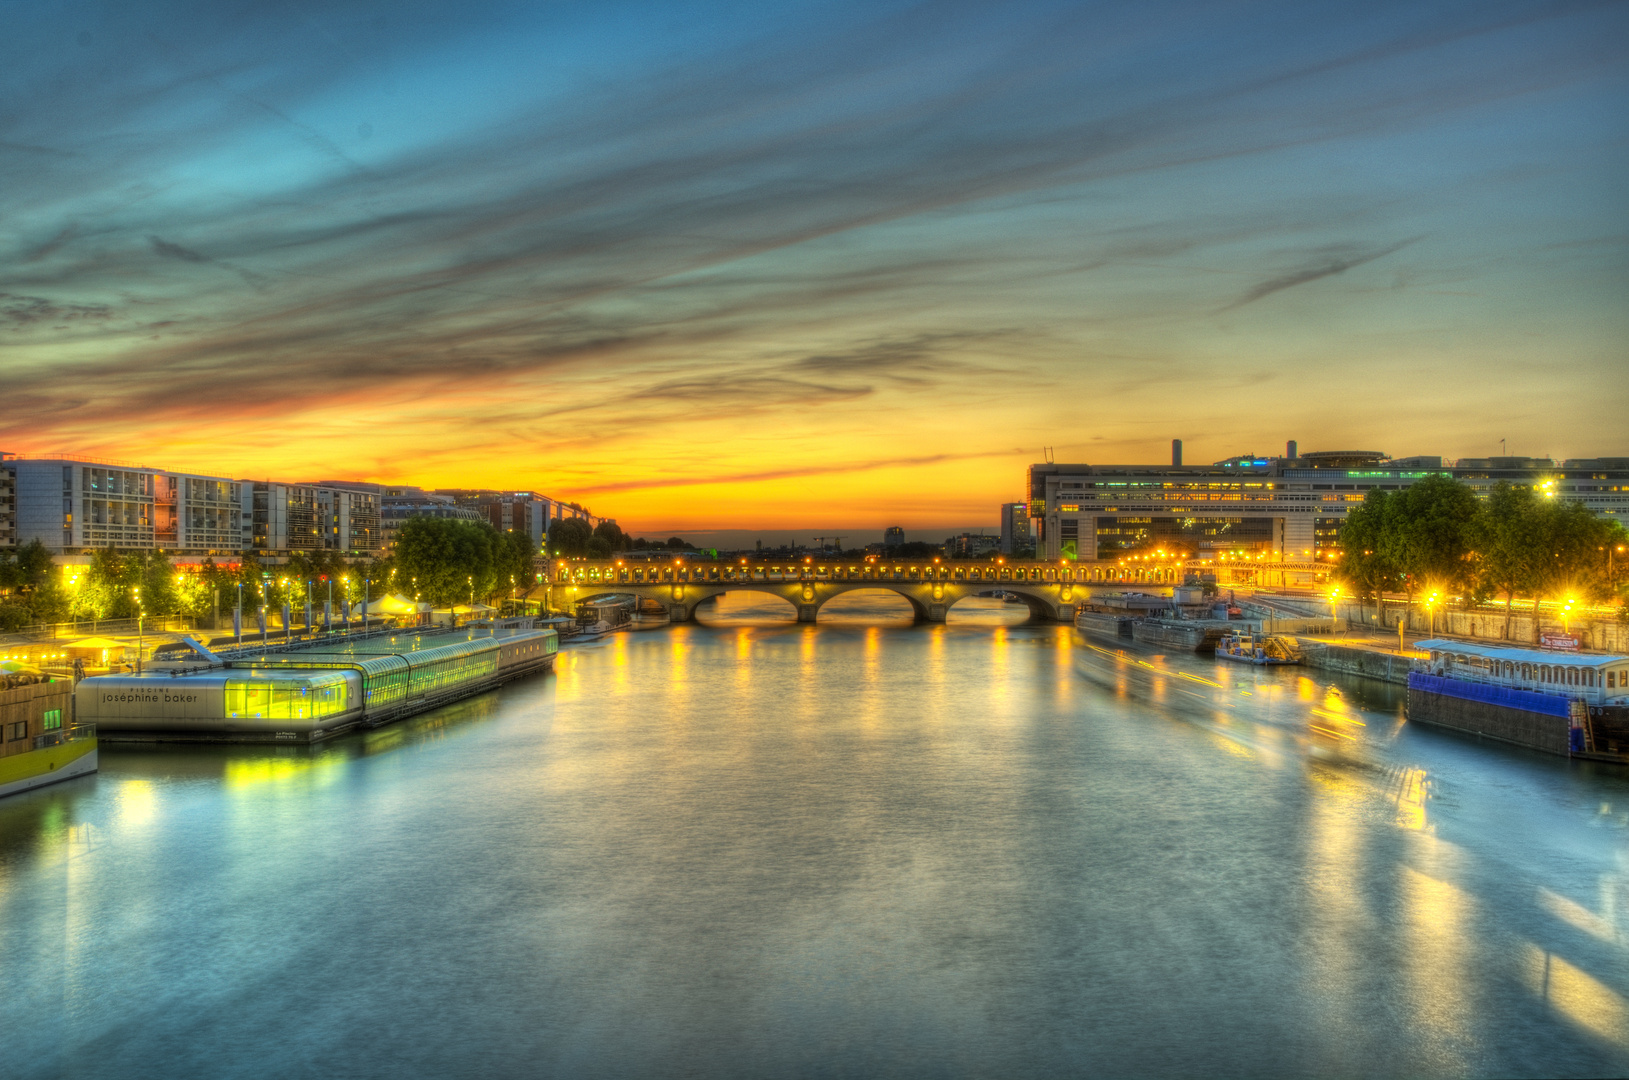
4, 0, 1627, 540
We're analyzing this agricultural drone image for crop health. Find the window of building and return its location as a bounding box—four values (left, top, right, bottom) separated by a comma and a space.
8, 721, 27, 741
42, 709, 61, 731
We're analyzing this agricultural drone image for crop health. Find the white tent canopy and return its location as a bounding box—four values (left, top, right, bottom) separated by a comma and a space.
359, 593, 432, 616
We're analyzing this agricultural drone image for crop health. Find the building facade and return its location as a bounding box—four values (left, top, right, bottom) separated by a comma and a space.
9, 456, 246, 555
999, 502, 1030, 555
248, 482, 381, 555
946, 533, 1001, 559
1028, 451, 1629, 564
0, 457, 15, 550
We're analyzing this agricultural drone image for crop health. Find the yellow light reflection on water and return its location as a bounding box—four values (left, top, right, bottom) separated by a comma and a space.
1539, 887, 1619, 944
1524, 943, 1629, 1048
1394, 768, 1430, 831
1400, 865, 1474, 1053
114, 779, 158, 829
224, 754, 347, 792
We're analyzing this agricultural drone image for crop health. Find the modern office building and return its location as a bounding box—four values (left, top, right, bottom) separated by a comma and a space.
317, 486, 381, 553
1027, 447, 1629, 564
999, 502, 1030, 555
0, 457, 15, 550
8, 455, 245, 555
946, 533, 1001, 559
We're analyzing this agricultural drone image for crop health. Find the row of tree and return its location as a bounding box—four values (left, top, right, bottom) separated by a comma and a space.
545, 518, 691, 558
0, 515, 540, 629
1339, 476, 1627, 633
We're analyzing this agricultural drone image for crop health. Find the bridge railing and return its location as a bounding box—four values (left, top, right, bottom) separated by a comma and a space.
546, 558, 1198, 589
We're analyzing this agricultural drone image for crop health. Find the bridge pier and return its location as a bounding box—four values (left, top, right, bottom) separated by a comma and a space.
798, 605, 818, 622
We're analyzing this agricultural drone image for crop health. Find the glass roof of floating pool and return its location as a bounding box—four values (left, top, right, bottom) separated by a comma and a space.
229, 626, 551, 664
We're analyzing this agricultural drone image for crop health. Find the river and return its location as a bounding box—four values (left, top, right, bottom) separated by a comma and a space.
4, 592, 1628, 1078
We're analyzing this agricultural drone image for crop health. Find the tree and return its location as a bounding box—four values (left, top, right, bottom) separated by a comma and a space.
548, 518, 593, 557
1337, 489, 1398, 617
593, 521, 627, 552
1470, 482, 1542, 639
1381, 475, 1479, 602
1528, 497, 1624, 639
393, 517, 529, 606
664, 536, 691, 551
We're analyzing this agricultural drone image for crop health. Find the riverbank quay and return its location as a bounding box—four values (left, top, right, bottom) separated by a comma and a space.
1296, 638, 1418, 685
75, 625, 557, 744
1246, 588, 1629, 654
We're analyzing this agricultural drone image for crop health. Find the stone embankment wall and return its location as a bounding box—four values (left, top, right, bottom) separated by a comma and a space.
1296, 642, 1414, 685
1405, 688, 1571, 757
1334, 601, 1629, 654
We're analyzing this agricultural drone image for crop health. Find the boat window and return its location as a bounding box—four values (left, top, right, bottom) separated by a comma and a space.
1611, 671, 1618, 689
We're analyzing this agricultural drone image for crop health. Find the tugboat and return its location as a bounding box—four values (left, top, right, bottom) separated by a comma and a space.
1216, 630, 1301, 666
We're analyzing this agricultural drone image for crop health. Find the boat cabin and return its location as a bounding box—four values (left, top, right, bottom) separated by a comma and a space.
1415, 639, 1629, 707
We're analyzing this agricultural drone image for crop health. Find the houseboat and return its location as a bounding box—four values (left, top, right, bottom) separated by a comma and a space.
1, 677, 97, 799
1408, 639, 1629, 759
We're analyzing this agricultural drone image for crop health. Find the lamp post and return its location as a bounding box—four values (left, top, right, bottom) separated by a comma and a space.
133, 586, 143, 673
363, 577, 370, 634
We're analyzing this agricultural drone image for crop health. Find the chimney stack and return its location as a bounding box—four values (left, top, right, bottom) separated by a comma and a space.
1286, 439, 1297, 460
1172, 439, 1183, 467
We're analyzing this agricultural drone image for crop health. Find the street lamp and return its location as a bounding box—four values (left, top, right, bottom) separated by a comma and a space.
133, 586, 143, 673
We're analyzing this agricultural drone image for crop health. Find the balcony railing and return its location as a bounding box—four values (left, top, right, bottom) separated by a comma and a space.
33, 724, 95, 750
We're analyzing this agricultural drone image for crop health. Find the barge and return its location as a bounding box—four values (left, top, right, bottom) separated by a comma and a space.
1076, 610, 1135, 638
1132, 619, 1231, 654
1408, 639, 1629, 761
75, 625, 557, 744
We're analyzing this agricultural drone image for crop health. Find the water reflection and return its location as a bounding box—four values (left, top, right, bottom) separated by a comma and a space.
1, 600, 1628, 1077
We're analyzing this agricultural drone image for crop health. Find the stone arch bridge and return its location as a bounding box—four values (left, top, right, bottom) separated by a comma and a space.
544, 557, 1184, 624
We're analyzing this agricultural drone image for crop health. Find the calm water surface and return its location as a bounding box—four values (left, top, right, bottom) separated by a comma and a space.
5, 593, 1629, 1078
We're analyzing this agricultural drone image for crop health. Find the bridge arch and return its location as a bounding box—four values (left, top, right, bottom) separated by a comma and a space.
690, 589, 801, 623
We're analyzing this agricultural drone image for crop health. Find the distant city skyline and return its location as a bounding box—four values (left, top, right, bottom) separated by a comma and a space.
5, 1, 1626, 535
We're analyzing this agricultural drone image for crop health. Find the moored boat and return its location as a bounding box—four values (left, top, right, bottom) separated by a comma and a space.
1216, 631, 1301, 666
1, 678, 97, 799
1408, 639, 1629, 760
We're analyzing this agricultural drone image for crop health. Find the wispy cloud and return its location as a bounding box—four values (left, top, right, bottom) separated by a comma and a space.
1222, 237, 1423, 310
1, 0, 1624, 522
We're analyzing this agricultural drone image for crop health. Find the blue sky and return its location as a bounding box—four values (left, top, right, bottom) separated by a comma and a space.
2, 0, 1625, 533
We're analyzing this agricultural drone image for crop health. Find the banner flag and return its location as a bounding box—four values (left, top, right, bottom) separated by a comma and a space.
324, 600, 332, 631
233, 607, 241, 638
256, 608, 267, 635
304, 601, 313, 629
